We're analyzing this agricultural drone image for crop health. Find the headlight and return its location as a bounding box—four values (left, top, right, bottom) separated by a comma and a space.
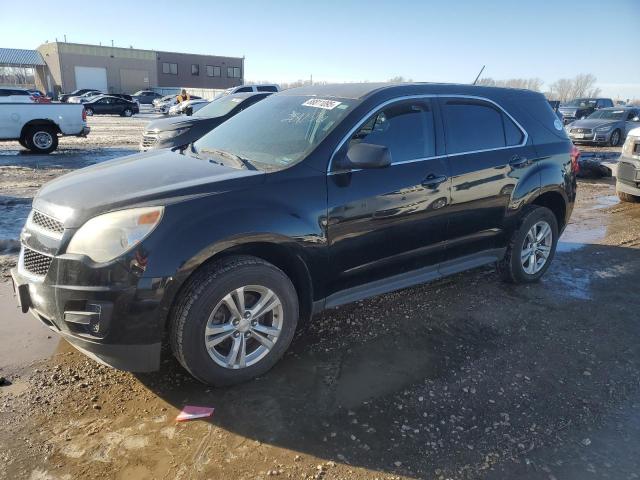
66, 207, 163, 263
595, 125, 613, 132
622, 136, 638, 157
158, 127, 190, 139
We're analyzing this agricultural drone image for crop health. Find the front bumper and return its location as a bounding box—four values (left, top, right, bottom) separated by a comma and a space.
9, 247, 170, 372
567, 130, 612, 144
616, 157, 640, 195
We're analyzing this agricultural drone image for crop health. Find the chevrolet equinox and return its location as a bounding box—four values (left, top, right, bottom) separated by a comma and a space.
11, 83, 578, 386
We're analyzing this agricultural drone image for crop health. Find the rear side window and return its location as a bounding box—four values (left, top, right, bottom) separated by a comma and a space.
442, 100, 506, 154
350, 100, 436, 163
257, 86, 278, 92
235, 87, 253, 93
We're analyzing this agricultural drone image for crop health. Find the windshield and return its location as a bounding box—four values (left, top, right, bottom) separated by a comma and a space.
563, 98, 596, 108
588, 109, 625, 120
193, 95, 357, 170
193, 96, 246, 119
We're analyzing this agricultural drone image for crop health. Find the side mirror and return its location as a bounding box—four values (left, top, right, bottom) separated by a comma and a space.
342, 143, 392, 169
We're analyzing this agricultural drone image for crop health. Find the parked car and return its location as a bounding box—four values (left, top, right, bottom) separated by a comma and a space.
558, 97, 614, 124
132, 90, 163, 104
59, 89, 101, 103
141, 92, 271, 151
0, 87, 35, 103
223, 84, 280, 95
153, 94, 175, 107
10, 83, 577, 385
109, 93, 134, 103
155, 94, 202, 114
27, 89, 52, 103
83, 95, 139, 116
0, 103, 88, 153
167, 98, 209, 116
616, 127, 640, 202
68, 91, 104, 103
566, 107, 640, 146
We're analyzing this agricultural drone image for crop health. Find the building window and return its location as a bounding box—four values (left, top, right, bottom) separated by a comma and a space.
206, 65, 221, 77
191, 64, 199, 76
227, 66, 241, 78
162, 62, 178, 75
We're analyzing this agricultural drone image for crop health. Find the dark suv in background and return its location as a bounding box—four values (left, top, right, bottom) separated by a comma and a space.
11, 83, 577, 386
559, 97, 614, 124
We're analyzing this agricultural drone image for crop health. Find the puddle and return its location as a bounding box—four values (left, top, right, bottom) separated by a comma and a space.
552, 267, 592, 300
0, 197, 31, 252
591, 195, 620, 210
558, 223, 607, 253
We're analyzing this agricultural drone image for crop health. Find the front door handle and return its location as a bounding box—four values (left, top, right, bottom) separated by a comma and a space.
509, 155, 530, 168
422, 174, 448, 189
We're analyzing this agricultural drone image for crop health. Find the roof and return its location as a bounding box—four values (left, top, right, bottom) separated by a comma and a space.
279, 82, 543, 101
0, 48, 45, 66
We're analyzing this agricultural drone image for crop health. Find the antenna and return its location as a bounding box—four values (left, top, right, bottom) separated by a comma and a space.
472, 65, 485, 85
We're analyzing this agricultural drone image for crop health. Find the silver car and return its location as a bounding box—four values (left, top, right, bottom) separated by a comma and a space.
566, 107, 640, 146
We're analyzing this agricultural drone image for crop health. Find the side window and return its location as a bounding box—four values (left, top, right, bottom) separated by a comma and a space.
257, 86, 278, 92
235, 87, 253, 93
191, 64, 199, 76
627, 110, 637, 121
349, 101, 435, 163
504, 114, 524, 146
442, 99, 508, 154
0, 89, 9, 97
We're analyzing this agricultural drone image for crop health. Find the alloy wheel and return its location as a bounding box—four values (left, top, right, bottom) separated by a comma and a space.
610, 130, 620, 146
204, 285, 283, 369
521, 220, 553, 275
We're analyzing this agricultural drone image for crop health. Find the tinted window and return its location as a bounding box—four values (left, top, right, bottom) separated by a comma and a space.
442, 100, 506, 154
504, 115, 524, 146
235, 87, 253, 93
0, 89, 9, 97
350, 101, 435, 162
257, 86, 278, 92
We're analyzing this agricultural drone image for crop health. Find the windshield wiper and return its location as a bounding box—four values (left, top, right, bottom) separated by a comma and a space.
198, 148, 257, 171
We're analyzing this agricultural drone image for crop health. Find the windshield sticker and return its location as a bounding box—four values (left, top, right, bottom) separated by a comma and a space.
303, 99, 342, 110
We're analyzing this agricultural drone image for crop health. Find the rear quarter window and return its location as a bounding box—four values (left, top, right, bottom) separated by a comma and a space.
442, 99, 506, 154
512, 98, 568, 142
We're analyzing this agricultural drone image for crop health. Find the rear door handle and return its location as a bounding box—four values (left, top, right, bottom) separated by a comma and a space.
421, 174, 448, 189
509, 155, 530, 168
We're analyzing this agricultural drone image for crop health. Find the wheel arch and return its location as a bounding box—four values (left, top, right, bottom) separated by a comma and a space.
530, 190, 567, 231
20, 119, 60, 139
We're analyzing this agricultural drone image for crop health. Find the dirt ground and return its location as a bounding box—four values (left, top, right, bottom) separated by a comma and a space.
1, 115, 640, 480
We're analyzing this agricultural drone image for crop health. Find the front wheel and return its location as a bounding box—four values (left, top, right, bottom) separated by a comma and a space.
85, 107, 94, 116
170, 255, 299, 386
122, 108, 133, 117
609, 129, 621, 147
497, 206, 559, 283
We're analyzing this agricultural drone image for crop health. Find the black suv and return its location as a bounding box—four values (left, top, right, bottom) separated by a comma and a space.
11, 83, 577, 386
559, 97, 614, 124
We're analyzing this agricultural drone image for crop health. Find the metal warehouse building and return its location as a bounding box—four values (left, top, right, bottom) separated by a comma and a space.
0, 42, 244, 96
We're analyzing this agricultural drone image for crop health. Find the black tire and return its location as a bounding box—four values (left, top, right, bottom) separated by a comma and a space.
85, 107, 94, 116
609, 129, 621, 147
18, 136, 30, 149
617, 190, 640, 203
26, 126, 58, 154
170, 255, 299, 386
497, 205, 559, 284
122, 108, 133, 117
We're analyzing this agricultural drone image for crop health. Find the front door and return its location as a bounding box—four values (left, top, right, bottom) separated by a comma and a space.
327, 98, 450, 296
438, 97, 538, 260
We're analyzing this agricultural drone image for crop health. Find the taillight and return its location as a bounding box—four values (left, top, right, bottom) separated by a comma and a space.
570, 144, 580, 174
82, 108, 87, 121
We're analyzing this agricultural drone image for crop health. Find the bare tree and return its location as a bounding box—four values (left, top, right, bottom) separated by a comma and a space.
387, 76, 413, 83
477, 77, 543, 91
570, 73, 598, 98
548, 78, 574, 102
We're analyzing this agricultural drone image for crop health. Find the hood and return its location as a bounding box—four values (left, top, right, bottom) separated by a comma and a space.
33, 149, 264, 228
568, 118, 618, 129
144, 115, 201, 132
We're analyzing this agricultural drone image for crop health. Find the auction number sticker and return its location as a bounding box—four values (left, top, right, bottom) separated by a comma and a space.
302, 98, 342, 110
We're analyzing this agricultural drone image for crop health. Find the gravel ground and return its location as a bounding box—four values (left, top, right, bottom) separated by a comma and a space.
1, 115, 639, 480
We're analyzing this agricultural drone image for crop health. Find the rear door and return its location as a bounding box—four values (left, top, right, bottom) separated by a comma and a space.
438, 97, 536, 260
327, 98, 450, 295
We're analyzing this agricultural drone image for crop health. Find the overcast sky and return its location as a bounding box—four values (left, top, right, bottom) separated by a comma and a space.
1, 0, 638, 98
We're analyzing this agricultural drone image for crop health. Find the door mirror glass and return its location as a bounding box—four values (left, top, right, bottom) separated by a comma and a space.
344, 143, 392, 169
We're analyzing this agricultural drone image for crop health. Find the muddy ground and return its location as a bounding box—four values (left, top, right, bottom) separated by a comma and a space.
1, 115, 639, 480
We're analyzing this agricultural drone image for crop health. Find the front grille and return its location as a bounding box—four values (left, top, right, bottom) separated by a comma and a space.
141, 134, 158, 149
31, 210, 64, 235
22, 247, 53, 277
570, 128, 592, 134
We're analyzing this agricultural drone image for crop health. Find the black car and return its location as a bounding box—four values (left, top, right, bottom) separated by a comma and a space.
59, 89, 100, 103
83, 95, 139, 116
558, 97, 614, 124
11, 83, 577, 386
141, 92, 271, 150
132, 90, 163, 104
109, 93, 134, 102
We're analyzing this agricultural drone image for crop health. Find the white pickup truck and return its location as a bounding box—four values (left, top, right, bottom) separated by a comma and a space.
0, 103, 90, 153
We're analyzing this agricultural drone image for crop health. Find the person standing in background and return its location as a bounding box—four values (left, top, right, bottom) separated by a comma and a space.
176, 89, 190, 103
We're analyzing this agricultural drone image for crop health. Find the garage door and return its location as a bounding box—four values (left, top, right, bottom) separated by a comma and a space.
119, 69, 150, 94
74, 66, 108, 92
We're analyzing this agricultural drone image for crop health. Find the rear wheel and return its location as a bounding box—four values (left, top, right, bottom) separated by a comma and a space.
617, 190, 640, 203
170, 255, 299, 386
85, 107, 94, 116
122, 108, 133, 117
497, 206, 558, 284
26, 126, 58, 154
